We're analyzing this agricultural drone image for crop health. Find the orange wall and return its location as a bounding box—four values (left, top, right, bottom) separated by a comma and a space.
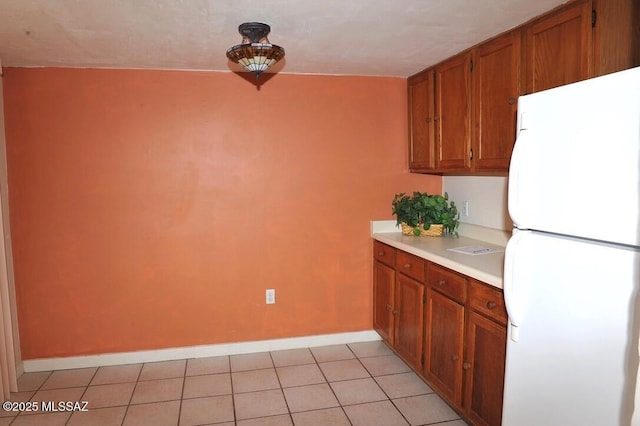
2, 68, 440, 359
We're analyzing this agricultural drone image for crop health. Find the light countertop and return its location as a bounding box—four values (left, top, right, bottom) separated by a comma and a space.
371, 221, 507, 289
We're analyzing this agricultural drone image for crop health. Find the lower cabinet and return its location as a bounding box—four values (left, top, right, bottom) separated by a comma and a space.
373, 241, 507, 426
373, 241, 425, 370
424, 288, 465, 405
464, 310, 507, 426
394, 273, 424, 369
464, 279, 508, 426
373, 259, 395, 343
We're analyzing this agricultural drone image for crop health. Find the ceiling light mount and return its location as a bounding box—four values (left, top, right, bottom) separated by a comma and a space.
238, 22, 271, 43
226, 22, 285, 79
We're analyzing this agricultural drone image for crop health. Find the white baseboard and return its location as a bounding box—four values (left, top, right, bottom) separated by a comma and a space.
22, 330, 381, 373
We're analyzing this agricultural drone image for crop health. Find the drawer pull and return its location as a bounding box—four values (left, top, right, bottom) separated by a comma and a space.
437, 279, 446, 286
404, 263, 412, 269
378, 251, 385, 257
463, 362, 471, 370
486, 301, 497, 310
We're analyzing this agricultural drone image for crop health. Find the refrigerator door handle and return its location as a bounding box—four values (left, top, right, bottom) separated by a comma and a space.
504, 229, 525, 342
507, 127, 532, 229
519, 111, 529, 130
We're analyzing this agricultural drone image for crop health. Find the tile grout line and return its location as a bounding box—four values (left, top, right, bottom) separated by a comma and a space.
175, 359, 188, 425
349, 343, 413, 426
228, 354, 239, 423
68, 367, 99, 425
310, 345, 354, 426
368, 342, 450, 426
18, 370, 52, 422
268, 349, 294, 425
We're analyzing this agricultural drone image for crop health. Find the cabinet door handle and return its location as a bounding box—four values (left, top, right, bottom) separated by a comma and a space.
386, 304, 392, 311
392, 309, 398, 315
508, 97, 516, 105
486, 301, 497, 310
404, 263, 412, 269
463, 362, 471, 370
451, 355, 459, 362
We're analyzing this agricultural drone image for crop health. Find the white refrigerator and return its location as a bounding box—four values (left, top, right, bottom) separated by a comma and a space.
502, 66, 640, 426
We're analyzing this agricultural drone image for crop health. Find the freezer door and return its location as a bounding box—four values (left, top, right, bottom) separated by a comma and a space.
502, 230, 640, 426
508, 66, 640, 247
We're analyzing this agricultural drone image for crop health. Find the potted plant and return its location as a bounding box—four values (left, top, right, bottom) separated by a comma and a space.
392, 192, 460, 237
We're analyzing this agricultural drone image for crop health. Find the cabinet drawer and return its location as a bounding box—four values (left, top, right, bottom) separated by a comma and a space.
469, 280, 507, 325
396, 250, 426, 282
373, 241, 396, 267
427, 263, 466, 304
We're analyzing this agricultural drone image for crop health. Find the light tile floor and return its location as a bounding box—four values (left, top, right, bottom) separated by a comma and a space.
1, 341, 470, 425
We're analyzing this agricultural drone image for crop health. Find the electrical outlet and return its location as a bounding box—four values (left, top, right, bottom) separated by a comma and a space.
463, 201, 470, 217
266, 289, 276, 304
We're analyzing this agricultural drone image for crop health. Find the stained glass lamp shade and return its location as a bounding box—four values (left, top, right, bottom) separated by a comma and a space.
226, 22, 285, 79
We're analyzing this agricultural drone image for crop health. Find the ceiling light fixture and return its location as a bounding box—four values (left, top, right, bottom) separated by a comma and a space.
226, 22, 285, 79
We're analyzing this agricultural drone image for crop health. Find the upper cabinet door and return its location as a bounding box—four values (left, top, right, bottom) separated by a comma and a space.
408, 69, 436, 171
523, 0, 593, 93
436, 52, 472, 170
472, 30, 521, 171
592, 0, 640, 77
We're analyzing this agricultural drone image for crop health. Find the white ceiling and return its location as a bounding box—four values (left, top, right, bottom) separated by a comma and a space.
0, 0, 568, 78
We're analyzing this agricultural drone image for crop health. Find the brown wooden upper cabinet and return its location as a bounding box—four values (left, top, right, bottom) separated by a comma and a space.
522, 0, 593, 94
592, 0, 640, 77
408, 69, 436, 170
473, 30, 521, 171
409, 30, 520, 173
523, 0, 639, 93
436, 53, 472, 171
409, 0, 639, 175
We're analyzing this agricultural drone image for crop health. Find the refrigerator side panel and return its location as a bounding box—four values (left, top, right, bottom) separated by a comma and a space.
502, 231, 640, 426
509, 66, 640, 247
